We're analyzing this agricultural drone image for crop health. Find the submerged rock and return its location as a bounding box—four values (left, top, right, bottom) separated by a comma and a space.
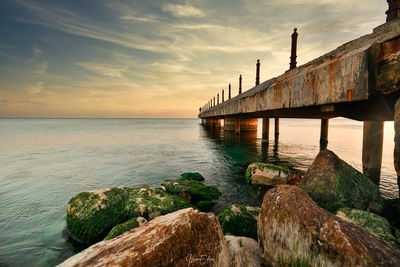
59, 208, 230, 267
104, 217, 147, 240
66, 186, 194, 244
217, 205, 260, 240
225, 235, 262, 267
336, 208, 396, 243
161, 178, 221, 204
245, 162, 302, 186
180, 172, 205, 181
299, 149, 384, 213
258, 185, 400, 266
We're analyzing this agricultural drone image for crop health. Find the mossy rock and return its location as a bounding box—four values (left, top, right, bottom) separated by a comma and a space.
299, 150, 384, 213
383, 198, 400, 228
67, 186, 194, 244
180, 172, 204, 181
161, 178, 221, 204
217, 205, 260, 240
245, 162, 302, 186
336, 208, 396, 243
104, 217, 147, 240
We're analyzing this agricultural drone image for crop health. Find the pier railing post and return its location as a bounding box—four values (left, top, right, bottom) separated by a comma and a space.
320, 119, 329, 150
239, 76, 242, 95
229, 83, 231, 99
362, 121, 384, 185
290, 28, 298, 70
262, 117, 270, 141
217, 93, 219, 105
255, 60, 260, 86
222, 89, 224, 102
386, 0, 400, 22
213, 97, 215, 107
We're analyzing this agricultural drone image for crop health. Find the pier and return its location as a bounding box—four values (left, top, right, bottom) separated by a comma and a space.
199, 1, 400, 187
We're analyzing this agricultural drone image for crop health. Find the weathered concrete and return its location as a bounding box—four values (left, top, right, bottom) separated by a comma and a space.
362, 121, 384, 185
262, 117, 269, 140
225, 118, 257, 133
274, 118, 279, 139
320, 118, 329, 149
200, 20, 400, 121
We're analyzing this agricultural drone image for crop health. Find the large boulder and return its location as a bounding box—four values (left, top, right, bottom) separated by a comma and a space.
336, 208, 396, 243
225, 235, 262, 267
161, 178, 221, 205
245, 162, 302, 186
217, 205, 260, 240
67, 186, 194, 244
59, 208, 230, 267
299, 149, 384, 213
104, 217, 147, 240
258, 185, 400, 266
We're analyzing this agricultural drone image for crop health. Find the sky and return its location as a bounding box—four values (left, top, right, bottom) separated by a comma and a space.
0, 0, 388, 118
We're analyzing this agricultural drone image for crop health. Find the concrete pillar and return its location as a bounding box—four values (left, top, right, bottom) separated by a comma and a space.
320, 119, 329, 150
213, 119, 221, 127
362, 121, 384, 185
262, 117, 270, 141
394, 98, 400, 196
256, 60, 260, 86
274, 118, 280, 140
239, 75, 242, 95
224, 118, 235, 131
240, 119, 258, 132
235, 118, 240, 135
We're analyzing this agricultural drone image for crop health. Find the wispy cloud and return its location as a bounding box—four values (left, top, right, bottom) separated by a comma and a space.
75, 61, 128, 78
162, 3, 205, 18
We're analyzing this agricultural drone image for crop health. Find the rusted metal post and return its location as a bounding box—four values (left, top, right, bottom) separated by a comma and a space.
239, 75, 242, 94
217, 93, 219, 105
222, 89, 224, 102
362, 121, 384, 185
387, 0, 400, 22
256, 60, 260, 86
274, 118, 280, 140
290, 28, 298, 70
235, 118, 240, 135
320, 119, 329, 150
262, 117, 270, 141
229, 83, 231, 99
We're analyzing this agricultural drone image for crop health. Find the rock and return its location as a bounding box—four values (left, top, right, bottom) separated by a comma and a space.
59, 208, 230, 267
225, 235, 262, 267
217, 205, 260, 240
336, 208, 396, 243
67, 186, 194, 244
299, 149, 384, 213
104, 217, 147, 240
245, 162, 302, 186
161, 178, 221, 205
383, 198, 400, 228
258, 185, 400, 266
195, 200, 216, 212
180, 172, 205, 181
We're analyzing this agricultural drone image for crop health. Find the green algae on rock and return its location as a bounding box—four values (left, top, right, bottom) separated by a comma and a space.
245, 162, 302, 186
195, 200, 215, 212
67, 186, 194, 244
336, 208, 396, 243
104, 217, 147, 240
217, 205, 260, 240
299, 149, 384, 213
180, 172, 205, 181
161, 178, 221, 204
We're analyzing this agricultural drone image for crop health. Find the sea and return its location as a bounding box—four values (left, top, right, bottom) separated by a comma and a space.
0, 118, 398, 266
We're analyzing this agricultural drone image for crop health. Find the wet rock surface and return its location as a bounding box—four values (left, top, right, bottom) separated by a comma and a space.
258, 185, 400, 266
245, 162, 302, 186
299, 149, 384, 213
60, 208, 230, 267
225, 235, 262, 267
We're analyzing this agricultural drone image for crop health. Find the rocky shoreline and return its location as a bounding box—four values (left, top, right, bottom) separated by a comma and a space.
59, 149, 400, 266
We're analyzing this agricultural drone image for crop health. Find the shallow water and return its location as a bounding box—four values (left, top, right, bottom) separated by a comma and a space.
0, 118, 398, 266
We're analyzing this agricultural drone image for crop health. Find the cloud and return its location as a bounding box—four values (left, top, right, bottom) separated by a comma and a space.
162, 3, 205, 17
32, 47, 42, 57
34, 62, 47, 74
75, 61, 128, 78
27, 82, 44, 94
121, 15, 157, 23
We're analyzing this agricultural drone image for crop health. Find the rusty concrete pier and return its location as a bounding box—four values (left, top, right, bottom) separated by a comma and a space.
199, 2, 400, 189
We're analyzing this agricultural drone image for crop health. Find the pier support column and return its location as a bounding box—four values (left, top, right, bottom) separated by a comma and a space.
320, 119, 329, 150
274, 118, 280, 140
262, 117, 270, 141
394, 98, 400, 196
362, 121, 384, 185
212, 119, 221, 128
235, 119, 240, 135
224, 118, 235, 131
240, 119, 258, 132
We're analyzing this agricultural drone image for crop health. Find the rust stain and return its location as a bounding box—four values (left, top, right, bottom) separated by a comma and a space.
328, 61, 337, 98
347, 89, 352, 101
377, 42, 386, 65
273, 81, 282, 108
306, 71, 317, 104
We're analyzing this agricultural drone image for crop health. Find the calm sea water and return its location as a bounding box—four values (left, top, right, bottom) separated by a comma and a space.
0, 118, 398, 266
